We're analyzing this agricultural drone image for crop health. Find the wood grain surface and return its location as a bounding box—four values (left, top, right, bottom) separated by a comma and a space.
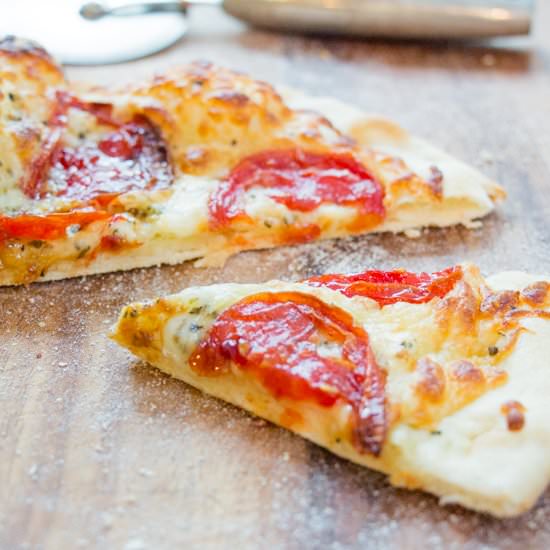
2, 4, 550, 549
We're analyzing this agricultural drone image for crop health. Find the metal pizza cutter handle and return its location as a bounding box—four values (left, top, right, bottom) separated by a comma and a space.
80, 0, 535, 39
1, 0, 533, 66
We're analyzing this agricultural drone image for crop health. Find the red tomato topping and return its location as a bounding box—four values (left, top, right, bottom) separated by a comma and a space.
49, 121, 172, 203
189, 291, 387, 456
20, 127, 63, 200
208, 148, 385, 231
0, 210, 110, 242
20, 92, 72, 198
10, 93, 173, 244
54, 91, 120, 127
97, 124, 144, 159
305, 266, 462, 306
21, 91, 172, 203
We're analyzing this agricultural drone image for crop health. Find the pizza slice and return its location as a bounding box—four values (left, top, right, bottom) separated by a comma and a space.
0, 37, 504, 286
111, 263, 550, 517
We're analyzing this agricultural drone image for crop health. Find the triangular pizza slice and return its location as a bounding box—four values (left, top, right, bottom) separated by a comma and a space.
0, 37, 503, 285
112, 264, 550, 517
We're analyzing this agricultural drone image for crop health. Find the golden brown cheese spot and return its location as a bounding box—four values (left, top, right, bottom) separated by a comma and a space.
480, 290, 520, 315
115, 298, 183, 356
185, 147, 209, 166
521, 281, 550, 306
450, 360, 485, 385
128, 68, 292, 177
486, 367, 508, 386
501, 400, 526, 432
131, 330, 154, 347
426, 165, 444, 197
365, 151, 444, 208
384, 163, 444, 201
208, 90, 250, 106
436, 281, 479, 336
415, 357, 446, 403
405, 352, 508, 430
0, 240, 58, 284
289, 111, 354, 148
449, 361, 507, 409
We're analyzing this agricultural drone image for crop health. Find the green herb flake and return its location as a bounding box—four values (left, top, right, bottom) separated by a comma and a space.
76, 245, 91, 259
128, 205, 161, 220
66, 224, 81, 236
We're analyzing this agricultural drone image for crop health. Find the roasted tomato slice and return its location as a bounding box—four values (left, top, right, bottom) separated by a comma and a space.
0, 210, 111, 242
49, 120, 172, 203
189, 291, 387, 456
10, 93, 173, 244
22, 91, 173, 203
306, 266, 463, 306
208, 148, 385, 232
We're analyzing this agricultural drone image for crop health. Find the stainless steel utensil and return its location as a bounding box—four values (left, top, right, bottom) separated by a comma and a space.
80, 0, 535, 39
1, 0, 188, 65
0, 0, 534, 66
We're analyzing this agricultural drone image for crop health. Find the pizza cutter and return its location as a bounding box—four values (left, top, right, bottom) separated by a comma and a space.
0, 0, 534, 65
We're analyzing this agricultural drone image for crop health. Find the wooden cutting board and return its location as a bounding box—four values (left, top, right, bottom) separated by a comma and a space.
2, 5, 550, 549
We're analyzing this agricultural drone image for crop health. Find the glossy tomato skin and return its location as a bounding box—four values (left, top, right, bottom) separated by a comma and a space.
306, 266, 463, 306
208, 148, 385, 231
6, 94, 172, 244
190, 291, 387, 456
0, 211, 111, 242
